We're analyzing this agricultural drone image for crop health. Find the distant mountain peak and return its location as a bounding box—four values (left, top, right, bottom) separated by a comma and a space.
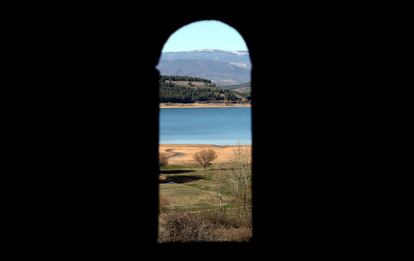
164, 49, 249, 55
228, 50, 249, 56
192, 49, 216, 52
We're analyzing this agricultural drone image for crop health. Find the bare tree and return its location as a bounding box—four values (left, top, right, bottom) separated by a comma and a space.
228, 145, 252, 227
193, 149, 217, 171
213, 170, 228, 221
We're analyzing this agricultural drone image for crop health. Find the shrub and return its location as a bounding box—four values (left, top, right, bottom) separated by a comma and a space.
159, 174, 167, 183
193, 149, 217, 171
159, 153, 169, 167
159, 211, 220, 242
158, 209, 251, 242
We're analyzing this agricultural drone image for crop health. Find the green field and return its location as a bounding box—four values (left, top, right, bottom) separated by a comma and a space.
159, 156, 252, 242
160, 164, 235, 211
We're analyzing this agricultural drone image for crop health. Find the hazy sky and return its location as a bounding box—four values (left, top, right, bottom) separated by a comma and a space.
162, 20, 248, 52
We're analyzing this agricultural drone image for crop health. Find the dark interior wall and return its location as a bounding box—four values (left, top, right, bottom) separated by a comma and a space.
9, 4, 384, 256
139, 12, 370, 251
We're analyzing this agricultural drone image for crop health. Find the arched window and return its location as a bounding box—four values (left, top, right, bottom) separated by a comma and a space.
156, 20, 252, 242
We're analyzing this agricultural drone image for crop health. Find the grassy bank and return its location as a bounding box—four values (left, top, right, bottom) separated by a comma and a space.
159, 157, 252, 242
160, 164, 230, 210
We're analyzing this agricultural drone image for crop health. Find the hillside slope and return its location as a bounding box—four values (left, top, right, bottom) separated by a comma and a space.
221, 82, 251, 95
160, 76, 248, 103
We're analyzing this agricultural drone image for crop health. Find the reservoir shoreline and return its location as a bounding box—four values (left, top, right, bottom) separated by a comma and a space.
160, 102, 250, 109
160, 144, 251, 165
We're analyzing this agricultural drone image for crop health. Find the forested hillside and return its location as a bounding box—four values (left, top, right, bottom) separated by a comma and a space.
160, 76, 249, 103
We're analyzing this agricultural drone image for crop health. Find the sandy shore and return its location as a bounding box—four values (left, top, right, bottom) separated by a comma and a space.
160, 103, 250, 109
160, 144, 251, 165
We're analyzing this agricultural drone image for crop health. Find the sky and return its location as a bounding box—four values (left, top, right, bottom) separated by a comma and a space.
162, 20, 248, 52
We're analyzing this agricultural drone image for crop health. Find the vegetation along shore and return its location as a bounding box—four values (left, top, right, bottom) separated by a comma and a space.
160, 102, 250, 109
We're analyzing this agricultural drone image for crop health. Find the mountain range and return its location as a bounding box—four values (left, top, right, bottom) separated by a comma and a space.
157, 49, 251, 86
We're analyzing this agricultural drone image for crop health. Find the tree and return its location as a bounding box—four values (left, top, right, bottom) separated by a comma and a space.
193, 149, 217, 171
228, 145, 251, 226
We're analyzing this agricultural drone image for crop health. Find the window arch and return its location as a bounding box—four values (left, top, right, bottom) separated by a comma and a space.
156, 20, 253, 243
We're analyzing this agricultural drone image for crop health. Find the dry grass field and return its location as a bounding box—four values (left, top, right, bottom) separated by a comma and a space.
159, 144, 251, 165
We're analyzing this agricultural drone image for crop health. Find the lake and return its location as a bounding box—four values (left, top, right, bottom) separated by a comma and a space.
160, 107, 251, 145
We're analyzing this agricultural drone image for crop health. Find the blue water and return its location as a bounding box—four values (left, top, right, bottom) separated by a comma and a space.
160, 108, 251, 145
